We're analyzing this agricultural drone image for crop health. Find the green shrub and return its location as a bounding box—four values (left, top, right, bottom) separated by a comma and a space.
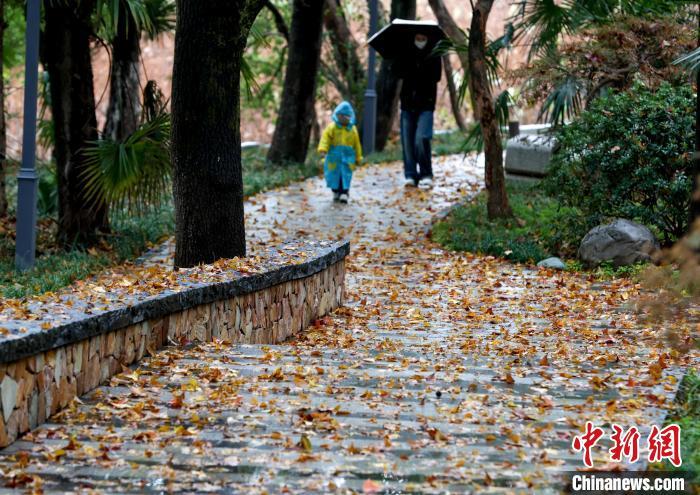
545, 82, 694, 244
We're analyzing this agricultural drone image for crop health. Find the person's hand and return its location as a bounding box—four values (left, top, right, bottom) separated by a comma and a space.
318, 153, 326, 170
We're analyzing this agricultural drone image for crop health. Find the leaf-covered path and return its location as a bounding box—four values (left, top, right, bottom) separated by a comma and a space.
1, 156, 695, 493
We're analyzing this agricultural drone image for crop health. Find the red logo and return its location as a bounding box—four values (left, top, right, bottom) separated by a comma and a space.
572, 421, 605, 468
609, 424, 641, 463
572, 423, 682, 468
647, 424, 682, 467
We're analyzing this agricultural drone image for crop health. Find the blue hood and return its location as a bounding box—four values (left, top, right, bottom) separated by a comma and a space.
332, 101, 356, 129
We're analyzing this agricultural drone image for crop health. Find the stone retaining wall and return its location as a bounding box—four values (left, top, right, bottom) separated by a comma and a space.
0, 242, 348, 446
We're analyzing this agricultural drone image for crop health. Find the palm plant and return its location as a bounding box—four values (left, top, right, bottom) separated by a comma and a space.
513, 0, 693, 125
82, 111, 171, 214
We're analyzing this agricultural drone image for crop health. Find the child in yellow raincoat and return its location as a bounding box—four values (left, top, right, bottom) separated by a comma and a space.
318, 101, 363, 204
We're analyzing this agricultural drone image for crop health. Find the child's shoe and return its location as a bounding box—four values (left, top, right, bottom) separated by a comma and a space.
338, 193, 349, 204
404, 177, 418, 187
333, 191, 341, 202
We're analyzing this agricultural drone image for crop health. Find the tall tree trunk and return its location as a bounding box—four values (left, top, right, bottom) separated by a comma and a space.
172, 0, 264, 268
44, 0, 109, 246
267, 0, 324, 164
469, 0, 511, 219
104, 2, 141, 140
374, 0, 415, 151
691, 6, 700, 228
0, 0, 7, 217
443, 55, 468, 131
323, 0, 364, 104
428, 0, 477, 120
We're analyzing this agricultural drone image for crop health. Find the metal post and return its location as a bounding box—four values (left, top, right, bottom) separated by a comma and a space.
362, 0, 378, 155
15, 0, 40, 271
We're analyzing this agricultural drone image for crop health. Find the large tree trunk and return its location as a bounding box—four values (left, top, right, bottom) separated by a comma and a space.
374, 0, 415, 151
267, 0, 324, 164
44, 0, 109, 246
172, 0, 264, 268
323, 0, 364, 104
469, 0, 511, 219
443, 55, 468, 131
104, 2, 141, 140
0, 0, 7, 217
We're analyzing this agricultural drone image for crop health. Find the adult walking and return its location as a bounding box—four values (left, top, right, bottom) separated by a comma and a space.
368, 19, 446, 187
396, 33, 441, 187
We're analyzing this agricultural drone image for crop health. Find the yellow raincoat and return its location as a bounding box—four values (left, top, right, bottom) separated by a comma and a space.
318, 101, 363, 191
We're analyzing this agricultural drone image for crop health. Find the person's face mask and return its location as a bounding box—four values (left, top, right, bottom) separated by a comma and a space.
414, 39, 427, 50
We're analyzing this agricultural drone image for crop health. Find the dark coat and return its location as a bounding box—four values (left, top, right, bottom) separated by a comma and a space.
395, 49, 442, 112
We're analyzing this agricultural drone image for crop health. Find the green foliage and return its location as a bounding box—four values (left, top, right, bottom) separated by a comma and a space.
93, 0, 175, 54
545, 82, 695, 244
242, 3, 290, 116
654, 370, 700, 483
82, 113, 171, 213
432, 181, 582, 263
37, 165, 58, 217
2, 1, 25, 70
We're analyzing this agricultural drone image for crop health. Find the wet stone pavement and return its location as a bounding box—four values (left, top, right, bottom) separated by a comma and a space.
0, 155, 696, 494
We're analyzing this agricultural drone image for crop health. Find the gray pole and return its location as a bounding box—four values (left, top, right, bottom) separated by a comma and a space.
362, 0, 378, 155
15, 0, 40, 271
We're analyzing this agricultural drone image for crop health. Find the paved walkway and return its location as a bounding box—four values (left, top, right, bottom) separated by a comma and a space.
0, 156, 695, 493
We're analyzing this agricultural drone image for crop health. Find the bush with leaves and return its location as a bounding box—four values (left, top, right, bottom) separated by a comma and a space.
545, 82, 694, 244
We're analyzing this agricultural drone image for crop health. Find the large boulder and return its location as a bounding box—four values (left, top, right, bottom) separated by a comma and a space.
505, 134, 558, 178
578, 219, 659, 267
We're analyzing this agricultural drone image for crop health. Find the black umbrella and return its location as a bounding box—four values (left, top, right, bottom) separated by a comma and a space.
368, 19, 446, 59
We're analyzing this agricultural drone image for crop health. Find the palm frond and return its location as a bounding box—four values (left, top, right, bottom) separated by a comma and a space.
82, 113, 171, 214
494, 90, 514, 129
96, 0, 154, 41
241, 24, 267, 98
464, 122, 484, 153
538, 74, 583, 126
511, 0, 576, 59
141, 0, 176, 39
675, 46, 700, 75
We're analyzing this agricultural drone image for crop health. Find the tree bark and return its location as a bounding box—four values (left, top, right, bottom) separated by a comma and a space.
469, 0, 511, 219
443, 55, 468, 131
323, 0, 364, 103
104, 2, 141, 140
428, 0, 469, 66
374, 0, 415, 151
691, 7, 700, 228
428, 0, 477, 120
44, 0, 109, 246
0, 0, 7, 217
267, 0, 324, 164
171, 0, 264, 268
265, 0, 289, 41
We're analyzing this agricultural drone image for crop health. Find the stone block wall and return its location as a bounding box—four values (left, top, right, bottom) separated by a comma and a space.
0, 259, 345, 447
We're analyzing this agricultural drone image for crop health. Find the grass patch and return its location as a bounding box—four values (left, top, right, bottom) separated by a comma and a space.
0, 207, 174, 299
651, 369, 700, 482
432, 180, 582, 264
